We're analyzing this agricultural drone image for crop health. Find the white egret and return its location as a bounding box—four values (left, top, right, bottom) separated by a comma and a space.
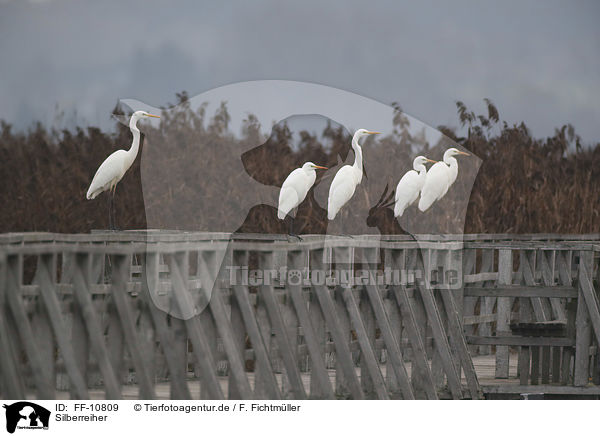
418, 147, 470, 212
327, 129, 379, 221
278, 161, 328, 238
394, 155, 437, 217
86, 110, 160, 229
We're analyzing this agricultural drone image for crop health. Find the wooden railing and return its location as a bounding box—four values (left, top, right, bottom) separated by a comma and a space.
0, 232, 598, 399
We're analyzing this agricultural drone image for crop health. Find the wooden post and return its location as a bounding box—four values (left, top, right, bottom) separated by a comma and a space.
312, 248, 364, 399
72, 252, 122, 399
288, 249, 334, 399
255, 251, 275, 399
140, 252, 192, 399
574, 250, 593, 386
308, 248, 329, 398
478, 249, 495, 355
0, 252, 25, 398
495, 249, 512, 379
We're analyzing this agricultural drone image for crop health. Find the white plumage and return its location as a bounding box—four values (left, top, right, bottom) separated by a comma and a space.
327, 128, 379, 220
394, 155, 436, 217
86, 110, 159, 229
86, 110, 159, 200
86, 149, 130, 200
418, 147, 470, 212
278, 162, 327, 220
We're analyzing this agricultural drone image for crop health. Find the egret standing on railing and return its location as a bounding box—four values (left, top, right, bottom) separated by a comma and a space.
278, 162, 328, 238
394, 155, 437, 217
327, 129, 379, 221
418, 147, 470, 212
86, 110, 160, 229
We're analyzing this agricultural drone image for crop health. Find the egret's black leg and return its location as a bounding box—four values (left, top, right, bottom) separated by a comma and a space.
111, 190, 120, 231
107, 192, 114, 230
338, 212, 354, 238
287, 215, 303, 241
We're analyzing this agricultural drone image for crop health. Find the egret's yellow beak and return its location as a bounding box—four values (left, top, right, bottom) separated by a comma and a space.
366, 131, 380, 135
313, 165, 328, 170
146, 114, 160, 118
458, 151, 470, 156
425, 158, 437, 163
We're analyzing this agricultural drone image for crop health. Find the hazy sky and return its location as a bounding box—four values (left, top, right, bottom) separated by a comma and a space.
0, 0, 598, 142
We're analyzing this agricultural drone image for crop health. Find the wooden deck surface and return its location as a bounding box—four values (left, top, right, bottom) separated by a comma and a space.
45, 354, 532, 400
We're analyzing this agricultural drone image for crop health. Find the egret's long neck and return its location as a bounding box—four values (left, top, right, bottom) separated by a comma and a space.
125, 116, 141, 169
352, 134, 363, 182
444, 155, 458, 183
415, 163, 427, 176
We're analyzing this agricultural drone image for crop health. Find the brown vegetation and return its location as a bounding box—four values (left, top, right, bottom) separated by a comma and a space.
1, 96, 598, 235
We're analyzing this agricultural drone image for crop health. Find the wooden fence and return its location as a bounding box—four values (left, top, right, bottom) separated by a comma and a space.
0, 232, 599, 400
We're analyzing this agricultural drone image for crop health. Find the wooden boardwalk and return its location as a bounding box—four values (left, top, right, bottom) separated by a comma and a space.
48, 355, 599, 400
44, 355, 506, 400
1, 232, 599, 400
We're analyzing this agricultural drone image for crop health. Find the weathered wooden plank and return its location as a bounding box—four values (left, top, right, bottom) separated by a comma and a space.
311, 250, 364, 400
35, 254, 89, 399
425, 249, 444, 390
464, 286, 577, 299
253, 251, 276, 399
463, 272, 499, 283
439, 289, 482, 399
227, 250, 249, 399
232, 283, 282, 399
478, 249, 496, 356
71, 253, 122, 399
31, 259, 56, 398
540, 250, 567, 320
521, 251, 551, 322
308, 249, 328, 398
392, 284, 438, 399
551, 346, 561, 383
106, 297, 124, 386
362, 285, 414, 399
578, 257, 600, 347
518, 346, 530, 385
483, 384, 600, 395
168, 251, 226, 399
136, 301, 156, 395
561, 300, 577, 385
287, 250, 335, 399
530, 346, 540, 385
361, 250, 414, 399
463, 314, 497, 325
6, 255, 55, 398
256, 252, 307, 400
358, 284, 376, 397
196, 250, 222, 399
495, 249, 512, 378
414, 254, 463, 399
0, 253, 25, 398
574, 251, 593, 386
342, 286, 389, 399
140, 253, 191, 400
461, 248, 478, 356
228, 251, 282, 400
110, 254, 156, 399
467, 336, 574, 346
541, 346, 551, 384
280, 250, 302, 398
556, 250, 573, 286
331, 246, 354, 397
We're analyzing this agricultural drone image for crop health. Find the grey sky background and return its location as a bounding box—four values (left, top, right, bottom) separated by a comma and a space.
0, 0, 598, 142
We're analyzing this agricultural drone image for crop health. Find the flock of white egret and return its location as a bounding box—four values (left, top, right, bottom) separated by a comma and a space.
276, 128, 470, 236
86, 110, 469, 232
